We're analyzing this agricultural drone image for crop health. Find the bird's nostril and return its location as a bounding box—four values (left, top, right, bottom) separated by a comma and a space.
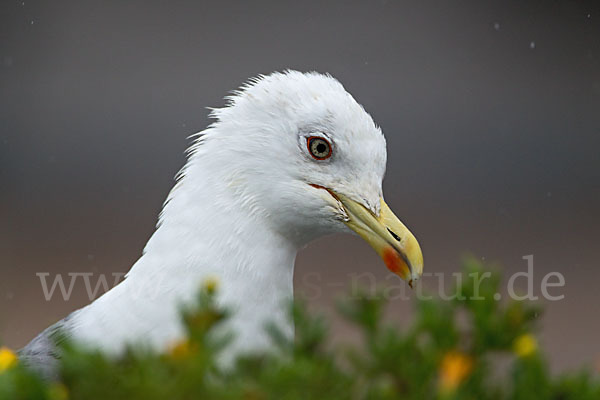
387, 228, 401, 242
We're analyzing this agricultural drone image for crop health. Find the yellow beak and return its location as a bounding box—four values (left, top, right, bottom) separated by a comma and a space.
335, 193, 423, 287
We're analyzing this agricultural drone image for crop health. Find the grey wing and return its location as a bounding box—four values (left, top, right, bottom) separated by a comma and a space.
18, 313, 75, 381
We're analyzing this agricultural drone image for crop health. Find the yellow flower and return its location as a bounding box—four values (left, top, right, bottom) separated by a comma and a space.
168, 339, 197, 360
0, 347, 18, 372
204, 277, 219, 294
513, 334, 537, 357
47, 383, 69, 400
439, 350, 473, 393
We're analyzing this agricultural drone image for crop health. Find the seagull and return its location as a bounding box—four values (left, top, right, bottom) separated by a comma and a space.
19, 71, 423, 379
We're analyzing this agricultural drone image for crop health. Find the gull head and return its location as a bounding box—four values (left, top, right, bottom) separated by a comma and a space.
193, 71, 423, 285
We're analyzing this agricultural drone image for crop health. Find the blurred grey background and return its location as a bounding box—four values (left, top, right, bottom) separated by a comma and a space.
1, 1, 599, 373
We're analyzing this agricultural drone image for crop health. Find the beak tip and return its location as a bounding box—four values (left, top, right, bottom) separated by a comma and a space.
407, 268, 422, 289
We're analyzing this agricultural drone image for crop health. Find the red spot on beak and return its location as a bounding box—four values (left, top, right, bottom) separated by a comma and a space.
383, 246, 410, 281
383, 247, 401, 274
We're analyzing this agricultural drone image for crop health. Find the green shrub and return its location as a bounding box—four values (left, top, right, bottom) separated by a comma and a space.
1, 261, 598, 399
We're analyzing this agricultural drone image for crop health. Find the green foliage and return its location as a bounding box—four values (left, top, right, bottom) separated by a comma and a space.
1, 261, 598, 399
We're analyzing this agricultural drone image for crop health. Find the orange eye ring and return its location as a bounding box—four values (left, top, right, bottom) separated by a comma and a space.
307, 136, 332, 160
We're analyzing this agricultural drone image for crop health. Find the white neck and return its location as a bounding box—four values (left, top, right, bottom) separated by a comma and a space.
72, 142, 299, 356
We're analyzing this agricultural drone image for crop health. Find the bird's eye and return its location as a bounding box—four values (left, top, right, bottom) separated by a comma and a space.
307, 136, 332, 160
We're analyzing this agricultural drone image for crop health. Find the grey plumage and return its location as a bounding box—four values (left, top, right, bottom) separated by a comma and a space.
18, 313, 74, 381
